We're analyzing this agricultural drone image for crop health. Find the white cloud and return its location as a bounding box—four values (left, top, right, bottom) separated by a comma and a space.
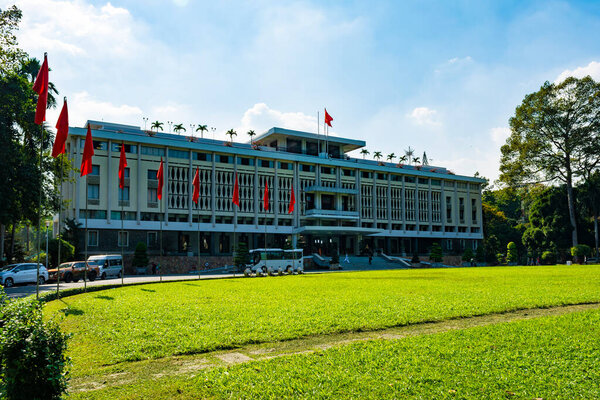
15, 0, 148, 59
555, 61, 600, 83
490, 126, 511, 146
238, 103, 317, 137
62, 91, 143, 127
407, 107, 441, 126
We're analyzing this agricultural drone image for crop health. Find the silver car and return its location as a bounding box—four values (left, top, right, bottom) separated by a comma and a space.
0, 263, 49, 287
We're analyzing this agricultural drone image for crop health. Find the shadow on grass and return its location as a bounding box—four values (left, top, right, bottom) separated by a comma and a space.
140, 288, 156, 293
95, 295, 114, 300
59, 307, 84, 316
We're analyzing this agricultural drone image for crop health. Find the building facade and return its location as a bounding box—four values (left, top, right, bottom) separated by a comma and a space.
61, 121, 485, 259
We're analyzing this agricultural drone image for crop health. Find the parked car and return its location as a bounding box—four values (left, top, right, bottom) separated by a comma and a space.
47, 261, 99, 283
87, 255, 123, 280
0, 263, 48, 287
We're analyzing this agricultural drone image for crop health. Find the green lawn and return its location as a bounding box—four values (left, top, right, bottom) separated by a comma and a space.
45, 265, 600, 377
68, 306, 600, 399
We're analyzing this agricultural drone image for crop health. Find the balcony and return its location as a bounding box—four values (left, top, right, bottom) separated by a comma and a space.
304, 209, 360, 220
304, 185, 358, 195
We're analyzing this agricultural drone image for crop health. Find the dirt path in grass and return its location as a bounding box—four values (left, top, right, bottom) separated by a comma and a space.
71, 302, 600, 393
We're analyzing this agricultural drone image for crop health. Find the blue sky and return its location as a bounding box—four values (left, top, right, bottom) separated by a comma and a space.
7, 0, 600, 181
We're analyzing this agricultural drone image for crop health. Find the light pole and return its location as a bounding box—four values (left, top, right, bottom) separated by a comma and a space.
167, 121, 173, 133
45, 220, 50, 271
211, 127, 216, 140
143, 117, 148, 131
190, 124, 196, 139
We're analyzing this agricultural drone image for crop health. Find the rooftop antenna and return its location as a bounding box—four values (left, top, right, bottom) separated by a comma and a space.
404, 146, 415, 165
422, 151, 429, 166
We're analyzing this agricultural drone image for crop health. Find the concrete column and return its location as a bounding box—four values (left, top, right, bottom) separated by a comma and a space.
234, 156, 238, 228
188, 149, 193, 225
401, 176, 406, 230
441, 180, 446, 232
274, 163, 278, 228
211, 152, 216, 227
356, 170, 362, 226
372, 175, 377, 228
414, 179, 420, 230
454, 183, 459, 236
75, 137, 81, 222
107, 140, 112, 224
428, 179, 432, 231
165, 147, 169, 226
254, 158, 259, 226
387, 174, 392, 231
136, 146, 141, 224
466, 183, 472, 230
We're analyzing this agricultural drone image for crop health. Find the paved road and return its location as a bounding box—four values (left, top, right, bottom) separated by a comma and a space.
3, 272, 242, 299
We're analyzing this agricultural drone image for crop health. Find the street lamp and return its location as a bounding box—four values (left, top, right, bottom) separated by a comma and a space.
45, 220, 51, 270
142, 117, 148, 131
211, 127, 216, 140
167, 121, 173, 133
190, 124, 196, 138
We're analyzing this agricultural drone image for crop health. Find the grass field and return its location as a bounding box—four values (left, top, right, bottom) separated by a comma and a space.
44, 265, 600, 379
69, 307, 600, 399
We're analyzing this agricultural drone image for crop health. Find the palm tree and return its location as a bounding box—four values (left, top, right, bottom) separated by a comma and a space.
226, 129, 237, 143
247, 130, 256, 144
173, 123, 186, 135
387, 153, 396, 163
151, 121, 164, 132
412, 156, 420, 165
196, 124, 208, 138
373, 151, 382, 161
360, 149, 370, 159
398, 155, 407, 164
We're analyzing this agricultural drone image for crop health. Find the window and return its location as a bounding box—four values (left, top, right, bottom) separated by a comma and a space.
446, 196, 452, 223
342, 169, 355, 177
87, 230, 98, 247
260, 159, 273, 168
148, 188, 158, 203
459, 197, 465, 224
300, 164, 315, 172
148, 169, 158, 180
195, 152, 212, 162
141, 146, 165, 157
361, 171, 372, 179
405, 176, 415, 183
118, 231, 129, 247
169, 149, 189, 159
119, 187, 130, 201
391, 175, 402, 182
321, 166, 334, 175
147, 232, 157, 247
90, 165, 100, 176
216, 154, 230, 164
238, 157, 254, 166
111, 143, 137, 153
79, 210, 106, 219
418, 178, 428, 184
472, 199, 477, 224
87, 184, 99, 199
377, 173, 387, 180
278, 161, 291, 170
431, 179, 441, 186
122, 167, 130, 178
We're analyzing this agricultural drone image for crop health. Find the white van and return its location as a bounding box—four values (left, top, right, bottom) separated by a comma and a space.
87, 255, 123, 280
244, 248, 304, 276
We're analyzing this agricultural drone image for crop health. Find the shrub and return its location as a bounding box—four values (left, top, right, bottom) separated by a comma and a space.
234, 242, 250, 267
330, 252, 340, 265
48, 237, 75, 268
429, 243, 443, 262
411, 253, 420, 263
541, 251, 556, 265
132, 242, 149, 269
571, 244, 592, 257
475, 244, 486, 262
0, 291, 70, 399
462, 248, 474, 262
496, 253, 505, 265
506, 242, 518, 263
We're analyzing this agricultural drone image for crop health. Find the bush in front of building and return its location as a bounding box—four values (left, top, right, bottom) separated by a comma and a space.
570, 244, 592, 264
234, 242, 250, 268
0, 290, 70, 400
475, 245, 486, 263
48, 237, 75, 268
132, 242, 149, 271
429, 243, 443, 263
462, 248, 474, 263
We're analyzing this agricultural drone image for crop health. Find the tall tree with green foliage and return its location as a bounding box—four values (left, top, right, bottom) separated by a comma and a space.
500, 77, 600, 247
429, 242, 443, 262
578, 171, 600, 258
506, 242, 518, 263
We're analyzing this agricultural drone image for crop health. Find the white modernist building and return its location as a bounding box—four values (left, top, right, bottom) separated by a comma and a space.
61, 121, 485, 259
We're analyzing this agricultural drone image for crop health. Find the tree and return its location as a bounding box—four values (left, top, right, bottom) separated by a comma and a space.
151, 121, 163, 132
47, 237, 74, 268
386, 153, 396, 163
398, 155, 407, 164
234, 242, 250, 267
0, 6, 27, 75
61, 218, 83, 258
246, 129, 256, 144
412, 156, 420, 165
462, 248, 474, 262
196, 124, 208, 138
226, 129, 237, 143
578, 171, 600, 258
429, 242, 443, 262
373, 151, 382, 161
132, 242, 149, 269
360, 149, 369, 159
173, 123, 186, 135
500, 77, 600, 247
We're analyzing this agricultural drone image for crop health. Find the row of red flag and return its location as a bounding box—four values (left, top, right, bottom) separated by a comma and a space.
33, 53, 298, 215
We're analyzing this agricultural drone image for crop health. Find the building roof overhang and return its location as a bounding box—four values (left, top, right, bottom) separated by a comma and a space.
252, 127, 366, 153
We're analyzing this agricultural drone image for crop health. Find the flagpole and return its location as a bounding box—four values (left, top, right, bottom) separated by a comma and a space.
84, 175, 88, 293
120, 188, 124, 286
35, 123, 44, 300
159, 186, 163, 283
317, 111, 320, 155
56, 153, 64, 298
197, 200, 201, 280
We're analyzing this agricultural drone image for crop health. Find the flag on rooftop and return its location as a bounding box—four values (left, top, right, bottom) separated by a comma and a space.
324, 108, 333, 127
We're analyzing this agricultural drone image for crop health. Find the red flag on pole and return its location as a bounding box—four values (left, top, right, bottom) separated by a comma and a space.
33, 53, 49, 125
288, 185, 295, 214
324, 108, 333, 127
192, 167, 200, 204
157, 158, 164, 200
80, 125, 94, 176
52, 97, 69, 157
232, 172, 240, 206
264, 180, 269, 211
118, 143, 128, 189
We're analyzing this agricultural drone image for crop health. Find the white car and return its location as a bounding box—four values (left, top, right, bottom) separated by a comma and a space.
87, 255, 123, 280
0, 263, 49, 287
